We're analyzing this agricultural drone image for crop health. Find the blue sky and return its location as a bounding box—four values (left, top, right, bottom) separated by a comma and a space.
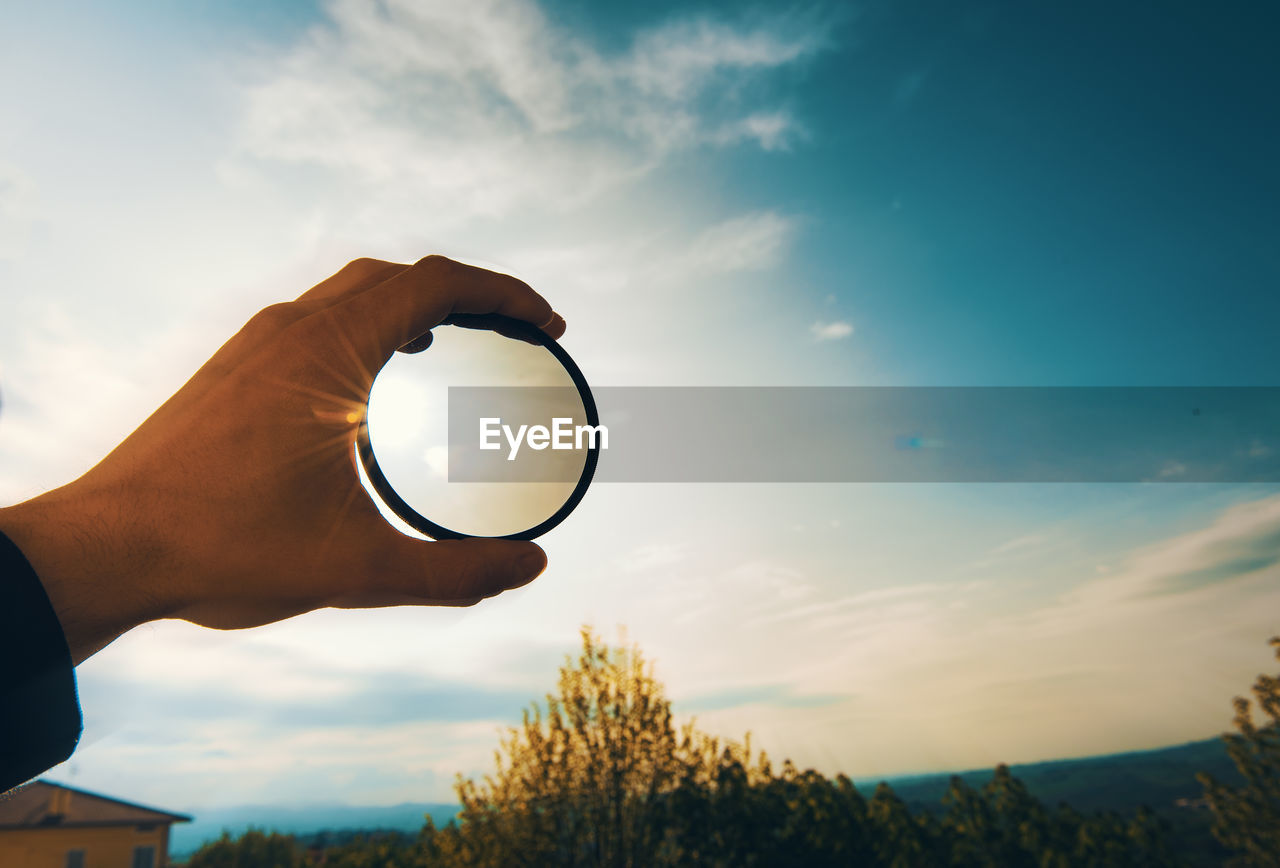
2, 0, 1279, 813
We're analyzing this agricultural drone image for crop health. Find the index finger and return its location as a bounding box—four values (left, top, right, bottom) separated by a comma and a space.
330, 255, 562, 369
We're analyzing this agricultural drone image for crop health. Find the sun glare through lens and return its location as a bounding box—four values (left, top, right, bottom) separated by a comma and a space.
362, 323, 592, 539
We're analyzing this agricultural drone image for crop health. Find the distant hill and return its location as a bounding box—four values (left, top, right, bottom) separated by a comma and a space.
170, 737, 1240, 858
169, 801, 458, 857
867, 736, 1238, 814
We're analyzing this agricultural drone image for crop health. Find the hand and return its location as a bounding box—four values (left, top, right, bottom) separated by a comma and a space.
0, 256, 567, 664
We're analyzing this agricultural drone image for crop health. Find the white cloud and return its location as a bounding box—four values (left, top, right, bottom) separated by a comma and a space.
1055, 492, 1280, 608
0, 304, 218, 502
232, 0, 828, 228
624, 15, 823, 99
1245, 439, 1271, 459
684, 210, 798, 273
810, 319, 853, 341
706, 495, 1280, 774
503, 208, 800, 304
990, 532, 1050, 554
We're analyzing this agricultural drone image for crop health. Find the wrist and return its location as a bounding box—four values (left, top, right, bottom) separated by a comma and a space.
0, 479, 174, 664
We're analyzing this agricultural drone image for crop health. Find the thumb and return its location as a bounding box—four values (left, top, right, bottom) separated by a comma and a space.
335, 532, 548, 608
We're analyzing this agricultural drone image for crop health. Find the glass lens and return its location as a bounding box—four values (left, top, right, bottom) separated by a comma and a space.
362, 323, 592, 538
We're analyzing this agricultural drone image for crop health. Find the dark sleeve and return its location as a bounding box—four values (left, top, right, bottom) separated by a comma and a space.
0, 529, 82, 793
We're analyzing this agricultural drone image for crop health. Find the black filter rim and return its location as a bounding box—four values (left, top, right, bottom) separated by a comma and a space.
356, 314, 601, 541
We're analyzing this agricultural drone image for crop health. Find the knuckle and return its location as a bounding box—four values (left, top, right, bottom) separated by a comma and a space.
415, 253, 456, 273
246, 301, 301, 333
340, 257, 396, 281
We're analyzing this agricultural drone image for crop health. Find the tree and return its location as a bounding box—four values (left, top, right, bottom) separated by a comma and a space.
426, 627, 771, 867
866, 781, 931, 868
942, 776, 996, 866
416, 625, 1182, 867
184, 828, 302, 868
982, 763, 1049, 867
1199, 636, 1280, 866
314, 833, 420, 868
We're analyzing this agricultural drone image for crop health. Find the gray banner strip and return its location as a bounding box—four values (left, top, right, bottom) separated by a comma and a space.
448, 387, 1280, 482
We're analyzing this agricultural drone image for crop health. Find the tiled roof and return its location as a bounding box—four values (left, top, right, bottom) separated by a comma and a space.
0, 780, 191, 828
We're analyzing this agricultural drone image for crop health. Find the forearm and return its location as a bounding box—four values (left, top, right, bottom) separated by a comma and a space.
0, 479, 169, 666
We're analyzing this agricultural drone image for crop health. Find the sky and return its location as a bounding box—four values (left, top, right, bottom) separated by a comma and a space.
2, 0, 1279, 813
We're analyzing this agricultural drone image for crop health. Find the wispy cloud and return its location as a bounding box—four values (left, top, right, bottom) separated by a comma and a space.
1245, 439, 1272, 459
80, 670, 534, 729
746, 580, 960, 629
1056, 492, 1280, 607
684, 211, 798, 273
233, 0, 830, 228
989, 532, 1051, 555
0, 304, 213, 502
680, 682, 849, 713
505, 209, 800, 300
810, 320, 853, 341
690, 495, 1280, 776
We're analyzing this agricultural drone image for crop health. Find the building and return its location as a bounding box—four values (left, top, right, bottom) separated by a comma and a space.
0, 780, 190, 867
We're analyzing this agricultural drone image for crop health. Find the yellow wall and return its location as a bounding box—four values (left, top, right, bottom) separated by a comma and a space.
0, 823, 171, 868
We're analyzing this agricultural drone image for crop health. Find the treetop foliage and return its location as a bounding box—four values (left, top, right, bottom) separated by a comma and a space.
1198, 636, 1280, 867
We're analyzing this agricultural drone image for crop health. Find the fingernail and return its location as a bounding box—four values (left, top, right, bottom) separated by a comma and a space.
399, 333, 433, 354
